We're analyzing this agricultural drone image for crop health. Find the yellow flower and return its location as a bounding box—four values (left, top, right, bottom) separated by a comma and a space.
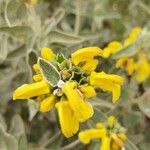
116, 57, 137, 76
41, 47, 55, 61
13, 80, 50, 100
103, 41, 123, 58
71, 47, 102, 66
135, 55, 150, 82
62, 81, 94, 122
124, 26, 142, 46
90, 71, 123, 103
13, 46, 124, 138
78, 116, 126, 150
56, 100, 79, 138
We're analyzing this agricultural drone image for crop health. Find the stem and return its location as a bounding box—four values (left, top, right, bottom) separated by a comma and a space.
42, 131, 61, 148
59, 139, 80, 150
74, 0, 81, 35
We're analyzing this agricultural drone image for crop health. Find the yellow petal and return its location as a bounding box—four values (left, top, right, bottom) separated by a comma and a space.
62, 81, 94, 122
90, 71, 123, 102
33, 64, 40, 74
107, 116, 116, 125
118, 133, 127, 141
40, 95, 56, 112
116, 57, 137, 75
126, 59, 137, 75
111, 133, 124, 148
135, 56, 150, 82
41, 47, 54, 61
79, 85, 96, 98
81, 59, 98, 72
96, 123, 105, 129
103, 41, 122, 58
71, 47, 102, 65
13, 80, 50, 100
78, 128, 106, 144
33, 74, 43, 82
56, 101, 79, 138
124, 27, 142, 46
100, 136, 111, 150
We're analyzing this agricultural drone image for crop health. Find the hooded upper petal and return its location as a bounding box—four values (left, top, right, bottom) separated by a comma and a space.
13, 80, 50, 100
90, 71, 123, 103
62, 81, 94, 122
55, 100, 79, 138
71, 47, 102, 65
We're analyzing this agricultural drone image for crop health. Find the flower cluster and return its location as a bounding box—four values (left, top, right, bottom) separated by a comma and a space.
79, 116, 127, 150
13, 47, 123, 137
103, 27, 150, 83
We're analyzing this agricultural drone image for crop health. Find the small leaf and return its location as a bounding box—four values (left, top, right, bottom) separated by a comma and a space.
38, 58, 61, 87
112, 44, 136, 59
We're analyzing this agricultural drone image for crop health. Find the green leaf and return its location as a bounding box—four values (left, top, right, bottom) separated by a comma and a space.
112, 44, 136, 59
138, 89, 150, 118
0, 26, 34, 42
38, 58, 61, 87
48, 30, 84, 45
0, 126, 18, 150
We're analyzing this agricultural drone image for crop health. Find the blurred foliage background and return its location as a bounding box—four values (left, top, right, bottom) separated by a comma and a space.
0, 0, 150, 149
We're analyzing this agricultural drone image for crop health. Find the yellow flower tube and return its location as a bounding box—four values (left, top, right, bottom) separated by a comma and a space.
13, 80, 50, 100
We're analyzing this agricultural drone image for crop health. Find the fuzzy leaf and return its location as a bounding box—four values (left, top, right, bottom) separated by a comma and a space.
38, 58, 61, 87
48, 30, 84, 45
0, 126, 18, 150
0, 26, 34, 42
138, 89, 150, 118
